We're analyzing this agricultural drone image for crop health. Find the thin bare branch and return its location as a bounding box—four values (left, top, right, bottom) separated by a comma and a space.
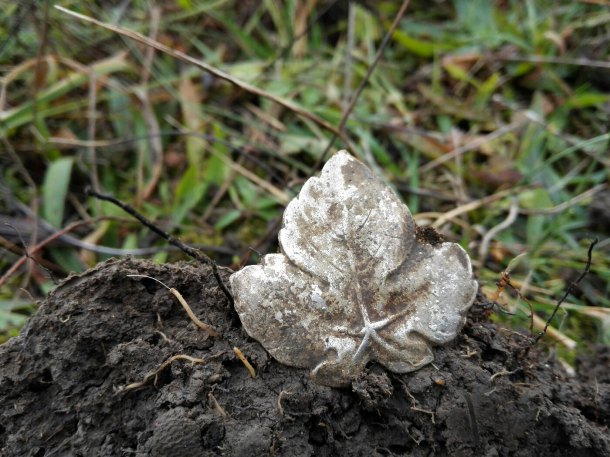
85, 188, 234, 307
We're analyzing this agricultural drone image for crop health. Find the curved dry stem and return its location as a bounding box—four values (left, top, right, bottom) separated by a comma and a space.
127, 275, 220, 338
120, 354, 206, 392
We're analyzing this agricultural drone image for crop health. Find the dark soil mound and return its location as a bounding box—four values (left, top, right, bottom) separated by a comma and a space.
1, 258, 608, 456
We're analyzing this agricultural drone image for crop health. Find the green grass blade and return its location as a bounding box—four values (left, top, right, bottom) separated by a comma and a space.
42, 157, 74, 228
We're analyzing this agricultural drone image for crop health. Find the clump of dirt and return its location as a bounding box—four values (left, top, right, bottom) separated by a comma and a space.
1, 258, 608, 456
415, 225, 445, 246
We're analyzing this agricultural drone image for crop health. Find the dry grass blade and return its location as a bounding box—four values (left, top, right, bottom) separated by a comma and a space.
53, 5, 346, 141
0, 218, 102, 288
500, 54, 610, 70
518, 183, 607, 215
85, 188, 234, 306
420, 120, 526, 173
212, 150, 290, 204
431, 188, 521, 229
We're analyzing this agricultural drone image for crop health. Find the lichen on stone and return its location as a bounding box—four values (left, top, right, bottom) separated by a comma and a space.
230, 151, 477, 387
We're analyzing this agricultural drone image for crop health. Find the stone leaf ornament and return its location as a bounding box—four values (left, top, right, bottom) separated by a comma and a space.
230, 151, 477, 387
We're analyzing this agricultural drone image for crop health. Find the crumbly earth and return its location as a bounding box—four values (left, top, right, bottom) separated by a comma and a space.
0, 258, 608, 456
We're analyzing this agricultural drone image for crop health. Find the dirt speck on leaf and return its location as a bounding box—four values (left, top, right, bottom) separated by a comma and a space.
0, 258, 608, 456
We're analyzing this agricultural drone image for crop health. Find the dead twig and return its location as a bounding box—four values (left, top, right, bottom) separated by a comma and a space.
478, 197, 520, 267
517, 302, 577, 349
137, 6, 164, 202
500, 54, 610, 70
85, 188, 234, 307
431, 187, 523, 229
532, 238, 598, 345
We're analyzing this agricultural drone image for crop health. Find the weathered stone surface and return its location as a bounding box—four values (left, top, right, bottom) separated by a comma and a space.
230, 151, 477, 387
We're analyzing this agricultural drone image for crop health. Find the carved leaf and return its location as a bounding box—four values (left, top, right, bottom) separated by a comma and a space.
230, 151, 477, 387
